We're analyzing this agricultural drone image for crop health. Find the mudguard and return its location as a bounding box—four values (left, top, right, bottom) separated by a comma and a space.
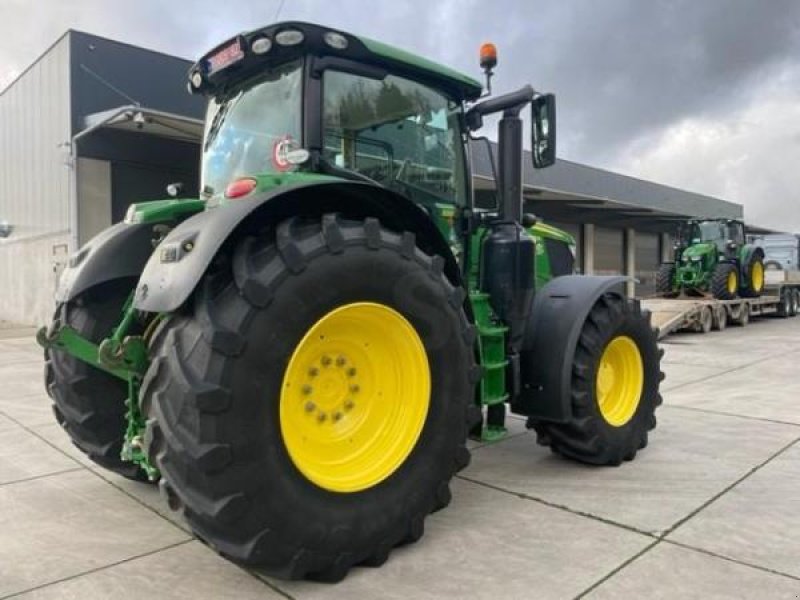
512, 274, 629, 422
133, 180, 462, 313
55, 221, 156, 303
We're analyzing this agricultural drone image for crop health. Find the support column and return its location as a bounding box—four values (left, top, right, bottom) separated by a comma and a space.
582, 223, 594, 275
625, 228, 636, 297
660, 233, 672, 262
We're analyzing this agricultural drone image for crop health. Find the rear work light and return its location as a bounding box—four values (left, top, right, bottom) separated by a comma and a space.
323, 31, 348, 50
250, 36, 272, 55
275, 29, 304, 46
224, 178, 257, 199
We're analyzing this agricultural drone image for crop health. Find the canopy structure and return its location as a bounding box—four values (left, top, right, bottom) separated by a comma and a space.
78, 105, 204, 144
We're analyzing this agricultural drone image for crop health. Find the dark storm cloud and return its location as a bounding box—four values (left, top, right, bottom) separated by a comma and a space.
4, 0, 797, 161
462, 0, 800, 161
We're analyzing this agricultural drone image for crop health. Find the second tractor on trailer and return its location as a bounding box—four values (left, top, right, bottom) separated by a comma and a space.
39, 22, 663, 581
656, 218, 765, 300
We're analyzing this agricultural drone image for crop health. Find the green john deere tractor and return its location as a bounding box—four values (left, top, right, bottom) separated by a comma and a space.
39, 22, 663, 581
657, 218, 765, 300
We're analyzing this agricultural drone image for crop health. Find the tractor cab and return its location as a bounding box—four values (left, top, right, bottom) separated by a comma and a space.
687, 219, 745, 258
189, 23, 556, 226
191, 22, 484, 212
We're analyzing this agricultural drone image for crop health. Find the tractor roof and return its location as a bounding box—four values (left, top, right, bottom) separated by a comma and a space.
190, 21, 483, 102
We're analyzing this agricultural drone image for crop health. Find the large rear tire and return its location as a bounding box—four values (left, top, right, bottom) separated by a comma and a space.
141, 215, 478, 581
45, 278, 148, 481
711, 262, 738, 300
530, 294, 663, 466
655, 263, 676, 296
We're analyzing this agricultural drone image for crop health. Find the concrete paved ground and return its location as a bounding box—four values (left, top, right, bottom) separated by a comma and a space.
1, 316, 799, 599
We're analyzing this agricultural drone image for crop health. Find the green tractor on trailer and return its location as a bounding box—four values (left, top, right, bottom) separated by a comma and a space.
656, 218, 765, 300
39, 22, 662, 581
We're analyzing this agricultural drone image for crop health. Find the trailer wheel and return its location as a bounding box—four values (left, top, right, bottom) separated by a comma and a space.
740, 256, 765, 298
711, 263, 738, 300
733, 302, 750, 326
777, 290, 791, 318
696, 306, 713, 334
141, 215, 477, 581
530, 295, 662, 466
790, 289, 799, 317
45, 278, 148, 481
713, 306, 728, 330
655, 263, 676, 295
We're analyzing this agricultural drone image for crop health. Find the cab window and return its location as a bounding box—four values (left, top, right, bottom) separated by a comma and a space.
322, 70, 467, 205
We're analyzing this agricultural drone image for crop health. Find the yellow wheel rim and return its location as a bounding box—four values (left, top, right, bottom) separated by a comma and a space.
751, 261, 764, 292
280, 302, 430, 493
727, 270, 738, 294
595, 335, 644, 427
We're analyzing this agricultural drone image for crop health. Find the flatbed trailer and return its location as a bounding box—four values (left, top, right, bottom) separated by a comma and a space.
641, 271, 800, 340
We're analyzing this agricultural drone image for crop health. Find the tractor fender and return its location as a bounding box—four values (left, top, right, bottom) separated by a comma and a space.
512, 274, 629, 422
55, 221, 156, 303
740, 245, 765, 276
133, 180, 464, 313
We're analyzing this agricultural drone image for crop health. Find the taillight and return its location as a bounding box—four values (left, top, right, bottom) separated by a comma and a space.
224, 178, 257, 199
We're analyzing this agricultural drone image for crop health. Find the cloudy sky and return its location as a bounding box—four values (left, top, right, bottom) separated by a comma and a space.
2, 0, 799, 231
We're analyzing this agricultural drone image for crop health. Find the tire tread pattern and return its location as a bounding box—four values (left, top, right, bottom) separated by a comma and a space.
44, 279, 147, 480
529, 294, 663, 466
142, 214, 478, 581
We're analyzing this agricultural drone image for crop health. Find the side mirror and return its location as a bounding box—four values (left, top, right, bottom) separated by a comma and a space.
531, 93, 556, 169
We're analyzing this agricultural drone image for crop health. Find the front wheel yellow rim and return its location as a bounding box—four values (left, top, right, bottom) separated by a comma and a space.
280, 302, 430, 493
595, 335, 644, 427
751, 261, 764, 292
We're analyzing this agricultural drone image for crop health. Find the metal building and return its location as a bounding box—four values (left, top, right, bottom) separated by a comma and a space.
471, 146, 742, 296
0, 30, 742, 325
0, 30, 204, 325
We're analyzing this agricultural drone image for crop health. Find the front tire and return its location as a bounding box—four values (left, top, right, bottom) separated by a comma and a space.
141, 215, 478, 581
45, 278, 148, 481
530, 294, 663, 466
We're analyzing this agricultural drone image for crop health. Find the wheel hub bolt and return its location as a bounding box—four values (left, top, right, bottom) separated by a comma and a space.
308, 367, 319, 377
333, 411, 343, 422
350, 384, 360, 393
336, 356, 347, 366
344, 399, 355, 411
321, 355, 332, 367
317, 412, 327, 423
302, 384, 313, 395
346, 367, 357, 377
305, 401, 316, 413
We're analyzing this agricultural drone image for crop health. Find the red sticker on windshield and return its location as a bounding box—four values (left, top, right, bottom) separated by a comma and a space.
272, 135, 295, 172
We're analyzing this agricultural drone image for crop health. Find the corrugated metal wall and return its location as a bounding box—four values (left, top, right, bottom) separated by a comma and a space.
0, 34, 72, 238
0, 34, 72, 324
